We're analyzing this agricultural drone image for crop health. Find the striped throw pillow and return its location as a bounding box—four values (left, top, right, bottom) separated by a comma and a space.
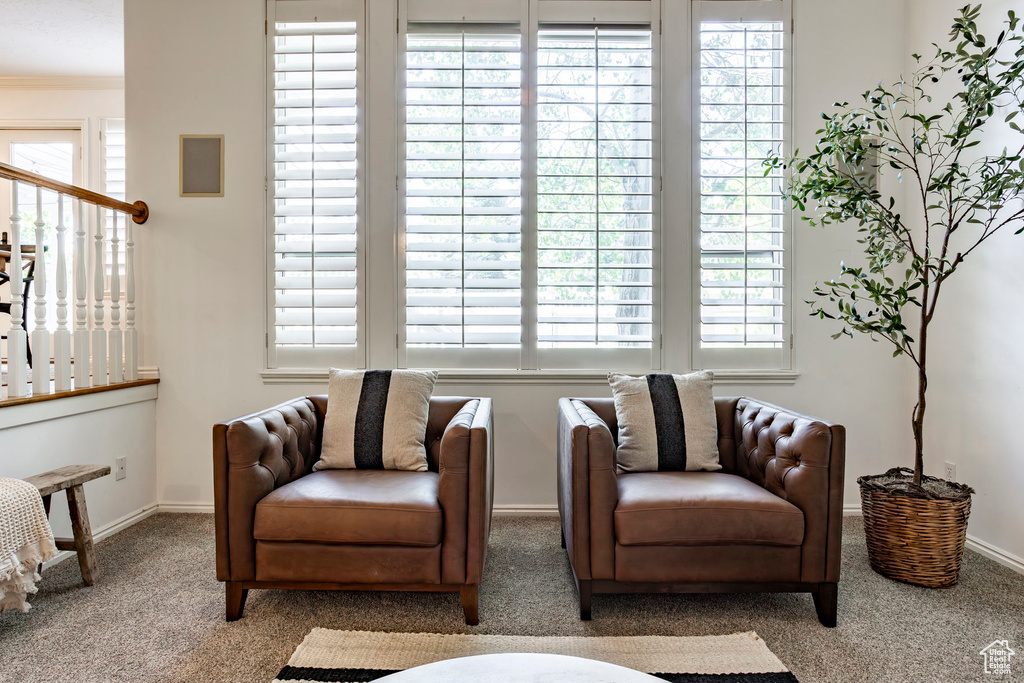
316, 369, 439, 471
608, 370, 720, 473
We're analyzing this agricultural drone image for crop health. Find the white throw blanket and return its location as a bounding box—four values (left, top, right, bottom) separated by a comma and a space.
0, 478, 57, 612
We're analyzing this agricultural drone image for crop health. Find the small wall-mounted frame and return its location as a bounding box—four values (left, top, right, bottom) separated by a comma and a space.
179, 134, 225, 197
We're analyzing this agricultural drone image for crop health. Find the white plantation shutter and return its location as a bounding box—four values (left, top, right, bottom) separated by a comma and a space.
101, 118, 126, 282
401, 26, 523, 368
693, 0, 790, 369
101, 119, 125, 201
268, 0, 364, 367
536, 27, 655, 365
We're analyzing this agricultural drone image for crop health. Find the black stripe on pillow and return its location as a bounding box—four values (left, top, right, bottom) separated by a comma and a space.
353, 370, 391, 469
646, 373, 687, 471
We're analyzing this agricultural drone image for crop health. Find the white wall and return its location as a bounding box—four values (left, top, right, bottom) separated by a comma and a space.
905, 0, 1024, 563
0, 391, 158, 538
125, 0, 912, 511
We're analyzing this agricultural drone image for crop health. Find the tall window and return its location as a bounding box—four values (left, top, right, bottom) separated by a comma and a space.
268, 1, 364, 368
693, 0, 790, 369
398, 2, 659, 371
402, 28, 523, 368
536, 28, 654, 352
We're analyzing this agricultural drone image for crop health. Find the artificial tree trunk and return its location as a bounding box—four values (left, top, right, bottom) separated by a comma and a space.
912, 335, 927, 488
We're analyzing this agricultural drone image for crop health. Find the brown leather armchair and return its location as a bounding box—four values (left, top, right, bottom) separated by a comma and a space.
214, 395, 493, 624
558, 396, 845, 626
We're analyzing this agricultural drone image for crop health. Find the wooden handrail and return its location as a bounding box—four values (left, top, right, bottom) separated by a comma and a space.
0, 161, 149, 225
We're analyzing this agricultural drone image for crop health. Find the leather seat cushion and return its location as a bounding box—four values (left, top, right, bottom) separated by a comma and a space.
615, 472, 804, 547
254, 470, 442, 547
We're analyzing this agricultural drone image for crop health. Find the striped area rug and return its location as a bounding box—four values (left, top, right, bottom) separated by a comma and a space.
273, 629, 797, 682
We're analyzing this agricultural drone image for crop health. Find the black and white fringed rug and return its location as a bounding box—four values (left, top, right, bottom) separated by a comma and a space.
273, 629, 798, 682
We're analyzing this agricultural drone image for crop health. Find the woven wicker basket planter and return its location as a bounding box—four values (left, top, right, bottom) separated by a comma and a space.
859, 467, 974, 588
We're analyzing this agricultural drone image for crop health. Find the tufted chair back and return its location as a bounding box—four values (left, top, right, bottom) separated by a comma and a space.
232, 397, 321, 488
213, 397, 320, 581
734, 397, 835, 498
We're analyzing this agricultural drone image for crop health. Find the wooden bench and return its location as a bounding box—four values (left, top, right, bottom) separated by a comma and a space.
23, 464, 110, 585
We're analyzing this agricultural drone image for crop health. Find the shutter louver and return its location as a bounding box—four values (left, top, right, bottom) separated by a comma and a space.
272, 19, 360, 351
536, 28, 654, 349
403, 28, 523, 352
698, 20, 785, 348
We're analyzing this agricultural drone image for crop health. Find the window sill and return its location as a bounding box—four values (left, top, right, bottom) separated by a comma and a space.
260, 368, 800, 386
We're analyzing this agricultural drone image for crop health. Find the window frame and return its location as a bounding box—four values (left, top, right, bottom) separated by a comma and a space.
689, 0, 793, 372
265, 0, 368, 370
263, 0, 797, 379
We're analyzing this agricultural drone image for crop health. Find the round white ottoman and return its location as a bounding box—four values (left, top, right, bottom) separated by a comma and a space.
376, 652, 662, 682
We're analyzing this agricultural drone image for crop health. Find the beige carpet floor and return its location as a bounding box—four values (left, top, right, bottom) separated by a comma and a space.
0, 514, 1021, 683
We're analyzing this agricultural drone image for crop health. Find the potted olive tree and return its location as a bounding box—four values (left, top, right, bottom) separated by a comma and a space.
767, 5, 1024, 587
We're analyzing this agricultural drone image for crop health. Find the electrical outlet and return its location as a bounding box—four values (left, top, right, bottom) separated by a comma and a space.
116, 457, 127, 481
944, 461, 956, 482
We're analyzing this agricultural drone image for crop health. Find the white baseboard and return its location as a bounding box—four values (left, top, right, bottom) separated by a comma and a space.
43, 504, 159, 570
493, 504, 559, 517
157, 502, 215, 514
964, 535, 1024, 575
842, 503, 1023, 575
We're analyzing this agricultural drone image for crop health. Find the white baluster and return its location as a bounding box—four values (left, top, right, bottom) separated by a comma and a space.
73, 199, 90, 388
31, 187, 50, 393
91, 205, 107, 385
53, 195, 72, 391
7, 185, 28, 397
124, 214, 137, 381
108, 211, 122, 383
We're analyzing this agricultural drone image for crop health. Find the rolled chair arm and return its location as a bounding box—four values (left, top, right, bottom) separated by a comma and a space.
733, 397, 846, 584
557, 398, 617, 581
213, 397, 320, 582
437, 398, 494, 585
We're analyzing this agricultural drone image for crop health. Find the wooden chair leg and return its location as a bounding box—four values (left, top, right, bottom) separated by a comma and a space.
35, 495, 52, 576
226, 582, 248, 621
813, 582, 838, 627
65, 484, 97, 586
578, 579, 592, 621
460, 585, 479, 625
